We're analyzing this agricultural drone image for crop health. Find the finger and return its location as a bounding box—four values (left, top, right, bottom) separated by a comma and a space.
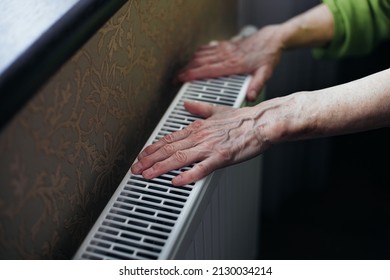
183, 101, 216, 118
192, 48, 219, 58
178, 42, 239, 81
186, 46, 221, 63
191, 41, 234, 58
184, 100, 230, 119
246, 66, 271, 101
137, 127, 191, 160
178, 61, 240, 82
183, 54, 223, 70
131, 138, 194, 175
177, 50, 222, 77
196, 42, 225, 51
141, 148, 206, 180
172, 157, 221, 186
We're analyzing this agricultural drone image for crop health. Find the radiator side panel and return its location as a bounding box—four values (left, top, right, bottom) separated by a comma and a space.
182, 155, 262, 260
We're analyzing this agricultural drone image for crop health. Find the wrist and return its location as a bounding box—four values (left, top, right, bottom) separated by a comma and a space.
274, 21, 297, 50
256, 92, 317, 144
277, 3, 334, 49
256, 24, 289, 52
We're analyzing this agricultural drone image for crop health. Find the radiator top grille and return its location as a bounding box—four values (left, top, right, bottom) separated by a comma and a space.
73, 74, 250, 260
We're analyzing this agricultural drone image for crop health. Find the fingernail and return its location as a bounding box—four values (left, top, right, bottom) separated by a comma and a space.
138, 151, 147, 159
142, 168, 154, 179
172, 175, 183, 186
131, 162, 142, 174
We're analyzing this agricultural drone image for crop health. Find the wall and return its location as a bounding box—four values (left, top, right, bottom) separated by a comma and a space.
0, 0, 238, 259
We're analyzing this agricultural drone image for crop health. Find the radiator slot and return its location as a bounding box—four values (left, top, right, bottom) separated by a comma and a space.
73, 74, 252, 260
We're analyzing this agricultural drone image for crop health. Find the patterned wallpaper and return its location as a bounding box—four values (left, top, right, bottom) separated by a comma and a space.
0, 0, 237, 259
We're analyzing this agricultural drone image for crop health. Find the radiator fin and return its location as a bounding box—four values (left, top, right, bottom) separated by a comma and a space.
74, 74, 250, 260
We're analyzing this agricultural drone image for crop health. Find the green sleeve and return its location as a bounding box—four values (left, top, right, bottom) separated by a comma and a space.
313, 0, 390, 59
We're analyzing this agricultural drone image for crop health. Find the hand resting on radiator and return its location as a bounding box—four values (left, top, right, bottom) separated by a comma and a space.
131, 2, 390, 186
176, 25, 283, 102
131, 100, 271, 186
177, 4, 334, 102
131, 68, 390, 186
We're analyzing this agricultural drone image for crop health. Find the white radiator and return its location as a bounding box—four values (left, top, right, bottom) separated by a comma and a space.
73, 74, 262, 260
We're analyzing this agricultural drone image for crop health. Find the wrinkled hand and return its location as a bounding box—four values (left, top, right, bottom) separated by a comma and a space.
177, 25, 284, 101
131, 101, 271, 186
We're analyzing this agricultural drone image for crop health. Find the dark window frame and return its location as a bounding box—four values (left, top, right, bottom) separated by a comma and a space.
0, 0, 127, 131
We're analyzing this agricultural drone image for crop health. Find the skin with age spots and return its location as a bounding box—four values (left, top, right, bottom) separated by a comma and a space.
131, 96, 294, 186
131, 101, 271, 185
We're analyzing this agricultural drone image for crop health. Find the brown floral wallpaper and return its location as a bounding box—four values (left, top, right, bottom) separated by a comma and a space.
0, 0, 238, 259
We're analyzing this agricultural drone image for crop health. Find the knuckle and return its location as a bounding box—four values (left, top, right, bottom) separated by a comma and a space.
219, 41, 232, 51
162, 144, 175, 155
143, 145, 155, 155
139, 157, 148, 167
179, 127, 191, 137
217, 148, 233, 161
163, 133, 175, 144
194, 128, 211, 141
189, 120, 203, 130
174, 150, 188, 163
196, 163, 210, 177
153, 162, 162, 171
224, 56, 242, 68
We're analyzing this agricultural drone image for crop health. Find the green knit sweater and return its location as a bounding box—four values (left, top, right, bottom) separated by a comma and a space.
314, 0, 390, 58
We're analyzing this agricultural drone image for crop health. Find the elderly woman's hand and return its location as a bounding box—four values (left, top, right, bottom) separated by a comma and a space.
131, 100, 274, 186
177, 25, 285, 101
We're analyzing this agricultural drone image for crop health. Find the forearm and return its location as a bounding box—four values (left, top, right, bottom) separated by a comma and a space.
132, 68, 390, 186
261, 68, 390, 143
277, 3, 335, 50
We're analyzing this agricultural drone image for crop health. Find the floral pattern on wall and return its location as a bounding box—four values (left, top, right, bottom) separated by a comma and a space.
0, 0, 237, 259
